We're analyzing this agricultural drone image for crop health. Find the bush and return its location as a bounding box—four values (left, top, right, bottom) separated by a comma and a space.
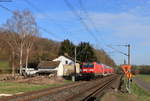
139, 66, 150, 74
132, 65, 150, 74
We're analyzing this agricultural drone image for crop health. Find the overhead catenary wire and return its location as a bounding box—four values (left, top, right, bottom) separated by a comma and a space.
25, 0, 105, 49
24, 0, 71, 38
83, 4, 120, 64
107, 45, 128, 56
63, 0, 95, 59
63, 0, 111, 63
64, 0, 121, 65
63, 0, 100, 45
0, 4, 60, 39
78, 0, 128, 59
80, 0, 116, 50
78, 0, 101, 38
24, 0, 71, 24
38, 26, 61, 39
78, 0, 107, 48
0, 4, 13, 13
79, 0, 117, 52
64, 0, 112, 56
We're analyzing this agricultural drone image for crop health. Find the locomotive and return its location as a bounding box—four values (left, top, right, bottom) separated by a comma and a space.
80, 62, 114, 79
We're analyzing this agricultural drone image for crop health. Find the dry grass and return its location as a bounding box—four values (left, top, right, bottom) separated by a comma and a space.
137, 74, 150, 83
0, 77, 72, 94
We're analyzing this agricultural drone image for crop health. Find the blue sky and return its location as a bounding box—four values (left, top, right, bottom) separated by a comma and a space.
0, 0, 150, 65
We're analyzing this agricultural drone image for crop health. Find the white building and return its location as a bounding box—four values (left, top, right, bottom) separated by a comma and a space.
37, 61, 64, 76
53, 56, 74, 65
53, 56, 80, 76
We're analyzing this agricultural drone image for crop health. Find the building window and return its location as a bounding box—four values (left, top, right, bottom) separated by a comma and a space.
65, 61, 68, 64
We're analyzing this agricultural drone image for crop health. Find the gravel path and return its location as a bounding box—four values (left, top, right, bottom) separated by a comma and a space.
133, 77, 150, 92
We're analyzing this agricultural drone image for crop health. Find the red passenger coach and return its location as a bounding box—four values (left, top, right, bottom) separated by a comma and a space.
81, 62, 114, 78
81, 62, 104, 77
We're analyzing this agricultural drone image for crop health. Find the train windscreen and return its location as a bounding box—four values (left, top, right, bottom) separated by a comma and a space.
83, 63, 94, 68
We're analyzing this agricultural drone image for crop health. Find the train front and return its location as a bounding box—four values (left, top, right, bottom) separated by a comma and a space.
80, 63, 95, 79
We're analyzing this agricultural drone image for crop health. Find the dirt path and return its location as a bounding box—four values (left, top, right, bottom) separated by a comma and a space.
133, 77, 150, 92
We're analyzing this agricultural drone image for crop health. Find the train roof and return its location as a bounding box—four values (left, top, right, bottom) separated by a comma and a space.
82, 62, 113, 68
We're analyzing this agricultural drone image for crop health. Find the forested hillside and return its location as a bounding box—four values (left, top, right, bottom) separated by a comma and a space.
0, 32, 116, 73
0, 32, 60, 73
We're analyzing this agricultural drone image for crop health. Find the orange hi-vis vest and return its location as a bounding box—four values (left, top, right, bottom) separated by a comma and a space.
121, 65, 133, 79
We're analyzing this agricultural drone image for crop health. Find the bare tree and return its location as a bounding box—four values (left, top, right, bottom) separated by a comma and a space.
4, 10, 38, 75
25, 34, 38, 73
0, 30, 18, 76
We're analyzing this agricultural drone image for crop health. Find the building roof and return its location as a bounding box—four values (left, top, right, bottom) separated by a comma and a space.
37, 61, 60, 69
60, 55, 81, 63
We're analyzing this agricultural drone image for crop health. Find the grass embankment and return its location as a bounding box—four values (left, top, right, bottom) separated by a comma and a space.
101, 92, 138, 101
0, 61, 9, 69
101, 77, 150, 101
0, 80, 71, 94
132, 82, 150, 101
137, 74, 150, 83
0, 61, 10, 73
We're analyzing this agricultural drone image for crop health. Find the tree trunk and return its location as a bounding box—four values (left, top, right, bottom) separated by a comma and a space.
19, 44, 23, 75
12, 50, 15, 76
25, 48, 29, 72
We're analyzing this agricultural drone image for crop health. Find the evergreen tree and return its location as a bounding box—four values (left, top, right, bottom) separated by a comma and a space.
59, 39, 75, 57
77, 42, 97, 62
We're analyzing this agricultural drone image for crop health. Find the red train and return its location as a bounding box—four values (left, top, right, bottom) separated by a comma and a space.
80, 62, 114, 78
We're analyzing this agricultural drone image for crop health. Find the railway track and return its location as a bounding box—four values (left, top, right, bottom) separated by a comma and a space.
65, 75, 118, 101
0, 74, 119, 101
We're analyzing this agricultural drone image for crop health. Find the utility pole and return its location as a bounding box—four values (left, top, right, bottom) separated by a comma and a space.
107, 44, 131, 64
74, 47, 77, 75
124, 59, 126, 64
107, 44, 132, 93
123, 44, 131, 93
128, 44, 130, 65
72, 47, 77, 82
127, 44, 131, 93
122, 44, 131, 93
